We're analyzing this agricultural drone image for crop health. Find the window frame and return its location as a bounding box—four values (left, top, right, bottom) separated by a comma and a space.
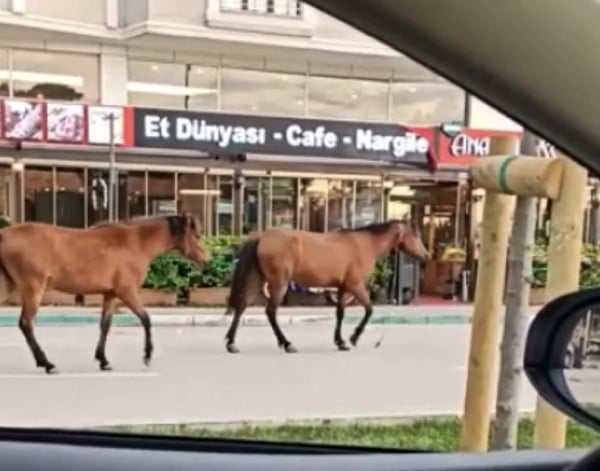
206, 0, 315, 37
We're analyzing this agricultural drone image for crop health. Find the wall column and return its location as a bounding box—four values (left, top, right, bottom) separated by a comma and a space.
99, 49, 128, 105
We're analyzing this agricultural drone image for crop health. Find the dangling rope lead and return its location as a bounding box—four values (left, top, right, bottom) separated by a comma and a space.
374, 248, 401, 349
374, 313, 385, 349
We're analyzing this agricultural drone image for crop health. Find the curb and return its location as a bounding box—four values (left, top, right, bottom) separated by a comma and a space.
0, 313, 472, 327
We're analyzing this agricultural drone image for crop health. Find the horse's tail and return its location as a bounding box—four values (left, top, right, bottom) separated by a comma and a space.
0, 233, 15, 303
226, 237, 263, 315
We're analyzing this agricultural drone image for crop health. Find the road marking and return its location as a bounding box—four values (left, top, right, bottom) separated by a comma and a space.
0, 372, 160, 380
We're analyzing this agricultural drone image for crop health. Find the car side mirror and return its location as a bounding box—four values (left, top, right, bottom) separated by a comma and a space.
524, 287, 600, 432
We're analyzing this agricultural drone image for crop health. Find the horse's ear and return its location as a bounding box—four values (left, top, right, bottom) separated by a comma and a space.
393, 221, 406, 246
181, 212, 202, 235
400, 218, 416, 234
193, 216, 203, 235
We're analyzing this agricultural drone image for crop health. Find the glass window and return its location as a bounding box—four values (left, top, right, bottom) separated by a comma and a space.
388, 185, 415, 221
11, 50, 99, 102
270, 177, 298, 229
128, 61, 186, 109
87, 169, 110, 226
0, 166, 11, 219
148, 172, 176, 216
300, 178, 326, 232
220, 0, 302, 17
391, 81, 466, 124
308, 76, 388, 121
24, 166, 53, 223
187, 65, 219, 111
242, 176, 268, 234
327, 180, 353, 231
217, 175, 233, 235
128, 61, 219, 110
56, 167, 85, 228
177, 173, 218, 236
0, 49, 8, 97
221, 68, 306, 116
118, 171, 146, 220
355, 181, 382, 227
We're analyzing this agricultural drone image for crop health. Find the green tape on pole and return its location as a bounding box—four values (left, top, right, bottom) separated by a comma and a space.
497, 155, 519, 193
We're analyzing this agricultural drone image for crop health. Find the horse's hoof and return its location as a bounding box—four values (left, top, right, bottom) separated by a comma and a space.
336, 342, 351, 352
45, 363, 57, 375
350, 335, 359, 347
99, 362, 113, 371
284, 344, 298, 354
226, 344, 240, 354
143, 356, 151, 367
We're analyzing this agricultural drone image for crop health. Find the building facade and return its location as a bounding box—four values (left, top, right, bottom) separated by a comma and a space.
0, 0, 543, 299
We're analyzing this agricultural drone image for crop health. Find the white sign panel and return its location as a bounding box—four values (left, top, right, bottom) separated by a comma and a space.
87, 105, 124, 145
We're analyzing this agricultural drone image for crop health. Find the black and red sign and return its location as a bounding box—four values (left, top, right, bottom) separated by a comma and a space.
0, 98, 531, 173
131, 107, 437, 171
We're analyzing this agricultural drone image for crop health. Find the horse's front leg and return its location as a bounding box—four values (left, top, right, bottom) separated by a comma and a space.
334, 287, 351, 351
347, 283, 373, 347
116, 288, 153, 365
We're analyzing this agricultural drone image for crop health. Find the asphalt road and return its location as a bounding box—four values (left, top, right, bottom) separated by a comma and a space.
0, 323, 540, 428
566, 368, 600, 416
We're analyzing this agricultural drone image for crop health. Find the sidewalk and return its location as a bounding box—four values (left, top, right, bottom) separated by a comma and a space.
0, 304, 542, 327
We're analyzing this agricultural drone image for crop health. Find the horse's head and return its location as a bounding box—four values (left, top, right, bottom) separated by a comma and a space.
391, 220, 429, 262
167, 213, 211, 266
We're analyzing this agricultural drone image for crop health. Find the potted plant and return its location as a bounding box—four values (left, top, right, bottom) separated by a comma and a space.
368, 257, 393, 304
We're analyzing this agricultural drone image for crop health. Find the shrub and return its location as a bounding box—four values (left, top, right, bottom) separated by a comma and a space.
532, 242, 600, 289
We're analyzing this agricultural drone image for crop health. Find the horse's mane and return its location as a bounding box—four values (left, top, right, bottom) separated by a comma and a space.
91, 214, 189, 237
337, 219, 409, 235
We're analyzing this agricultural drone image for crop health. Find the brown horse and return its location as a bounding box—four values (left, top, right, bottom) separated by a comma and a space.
224, 219, 428, 354
0, 213, 209, 374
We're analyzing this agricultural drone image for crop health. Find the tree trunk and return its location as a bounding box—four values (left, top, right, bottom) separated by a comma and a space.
459, 136, 517, 452
490, 131, 538, 451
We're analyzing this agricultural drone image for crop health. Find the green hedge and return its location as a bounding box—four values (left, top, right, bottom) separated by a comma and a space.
532, 242, 600, 289
143, 236, 394, 296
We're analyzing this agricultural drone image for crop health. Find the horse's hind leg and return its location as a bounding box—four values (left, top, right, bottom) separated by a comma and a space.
225, 300, 246, 354
94, 294, 116, 371
19, 286, 56, 374
116, 290, 153, 366
265, 282, 296, 353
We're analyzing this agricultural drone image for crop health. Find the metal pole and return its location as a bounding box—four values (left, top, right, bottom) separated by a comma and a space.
107, 113, 116, 222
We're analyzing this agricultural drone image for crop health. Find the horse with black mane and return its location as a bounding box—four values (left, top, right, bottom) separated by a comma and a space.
0, 213, 209, 373
224, 219, 428, 354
